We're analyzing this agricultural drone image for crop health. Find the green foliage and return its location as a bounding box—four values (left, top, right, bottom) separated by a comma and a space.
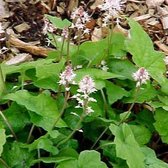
154, 108, 168, 143
1, 15, 168, 168
110, 123, 145, 168
45, 15, 71, 29
3, 90, 66, 131
58, 150, 107, 168
126, 19, 166, 84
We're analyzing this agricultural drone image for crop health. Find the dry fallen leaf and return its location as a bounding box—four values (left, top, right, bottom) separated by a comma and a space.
146, 0, 164, 8
5, 53, 33, 65
67, 0, 79, 16
90, 0, 103, 10
91, 28, 103, 41
158, 7, 168, 30
0, 0, 10, 19
155, 41, 168, 55
14, 22, 31, 33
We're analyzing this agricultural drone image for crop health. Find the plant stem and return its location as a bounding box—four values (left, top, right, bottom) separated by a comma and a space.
0, 110, 17, 140
20, 71, 25, 90
100, 89, 108, 118
60, 37, 65, 60
51, 34, 57, 48
56, 113, 85, 148
0, 64, 6, 96
0, 158, 10, 168
91, 126, 109, 149
66, 29, 72, 65
37, 148, 41, 168
118, 86, 140, 126
27, 124, 35, 143
51, 91, 70, 130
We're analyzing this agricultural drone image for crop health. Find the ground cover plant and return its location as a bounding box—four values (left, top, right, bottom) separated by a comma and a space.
1, 0, 168, 168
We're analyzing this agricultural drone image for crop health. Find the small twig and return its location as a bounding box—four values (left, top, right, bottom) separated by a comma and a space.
91, 126, 109, 149
56, 113, 85, 148
0, 158, 10, 168
0, 110, 17, 140
0, 64, 6, 96
27, 124, 35, 143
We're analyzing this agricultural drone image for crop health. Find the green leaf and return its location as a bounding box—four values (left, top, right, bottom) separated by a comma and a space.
126, 19, 166, 84
34, 76, 58, 91
0, 129, 6, 156
28, 136, 59, 155
57, 150, 107, 168
2, 142, 35, 168
0, 103, 30, 133
142, 147, 168, 168
130, 125, 151, 145
106, 81, 129, 104
75, 68, 122, 82
46, 15, 71, 29
109, 33, 127, 58
35, 58, 65, 79
124, 83, 157, 103
4, 90, 66, 131
108, 59, 137, 80
110, 123, 145, 168
78, 150, 107, 168
57, 160, 78, 168
75, 38, 108, 66
154, 108, 168, 143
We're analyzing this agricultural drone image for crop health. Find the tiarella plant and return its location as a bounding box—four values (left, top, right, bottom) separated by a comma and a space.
1, 3, 168, 168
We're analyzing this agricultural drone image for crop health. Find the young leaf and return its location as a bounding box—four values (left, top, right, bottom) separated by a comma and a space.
154, 108, 168, 144
106, 81, 129, 104
126, 19, 166, 84
78, 150, 107, 168
46, 15, 71, 29
75, 68, 122, 82
110, 123, 145, 168
129, 125, 151, 145
142, 147, 168, 168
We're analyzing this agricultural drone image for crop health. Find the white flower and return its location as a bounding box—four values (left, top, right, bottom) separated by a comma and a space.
61, 28, 69, 39
164, 56, 168, 65
70, 6, 91, 38
132, 67, 150, 87
43, 19, 56, 34
99, 0, 126, 26
78, 75, 97, 95
86, 107, 94, 114
98, 60, 109, 71
72, 75, 97, 114
58, 65, 76, 90
99, 0, 123, 16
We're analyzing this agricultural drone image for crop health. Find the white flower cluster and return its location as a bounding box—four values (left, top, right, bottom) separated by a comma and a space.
61, 27, 69, 39
43, 19, 56, 34
132, 67, 150, 87
98, 0, 125, 27
98, 60, 109, 71
70, 6, 90, 35
72, 75, 97, 114
58, 65, 76, 91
